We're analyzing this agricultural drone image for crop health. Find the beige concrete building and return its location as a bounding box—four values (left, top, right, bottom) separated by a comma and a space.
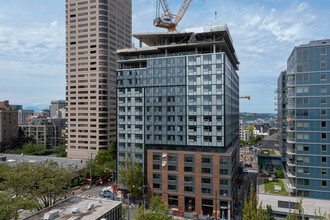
0, 100, 18, 144
65, 0, 132, 158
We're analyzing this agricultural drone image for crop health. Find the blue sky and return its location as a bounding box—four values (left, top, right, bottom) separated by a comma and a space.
0, 0, 329, 112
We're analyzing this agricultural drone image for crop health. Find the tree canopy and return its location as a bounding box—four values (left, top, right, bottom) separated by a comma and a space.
0, 191, 36, 220
0, 161, 75, 211
134, 195, 171, 220
119, 156, 143, 199
81, 149, 116, 179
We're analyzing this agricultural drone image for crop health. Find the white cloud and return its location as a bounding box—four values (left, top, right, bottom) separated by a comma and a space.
51, 20, 58, 26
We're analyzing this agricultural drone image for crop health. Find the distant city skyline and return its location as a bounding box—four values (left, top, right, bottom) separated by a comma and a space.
0, 0, 330, 113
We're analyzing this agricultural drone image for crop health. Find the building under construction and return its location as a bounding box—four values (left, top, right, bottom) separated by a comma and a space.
116, 25, 240, 218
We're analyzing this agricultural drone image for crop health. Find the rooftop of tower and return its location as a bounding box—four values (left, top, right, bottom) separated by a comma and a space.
117, 24, 240, 70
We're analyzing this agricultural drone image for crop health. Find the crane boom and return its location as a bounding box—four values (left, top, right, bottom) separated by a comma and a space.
159, 0, 172, 21
174, 0, 192, 25
240, 96, 251, 100
154, 0, 192, 31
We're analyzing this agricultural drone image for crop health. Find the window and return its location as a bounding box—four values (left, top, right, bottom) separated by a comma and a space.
321, 121, 327, 128
297, 167, 309, 174
321, 48, 326, 55
184, 186, 193, 192
321, 133, 327, 140
201, 168, 211, 174
168, 185, 177, 191
153, 164, 161, 170
220, 158, 228, 164
297, 133, 309, 140
297, 179, 309, 186
322, 145, 327, 152
321, 169, 327, 176
153, 154, 160, 161
220, 190, 228, 196
296, 122, 309, 128
184, 176, 193, 183
184, 166, 194, 173
168, 175, 177, 181
296, 98, 309, 105
296, 86, 309, 93
297, 156, 310, 163
322, 157, 327, 163
153, 173, 161, 180
297, 144, 309, 151
321, 98, 327, 105
220, 169, 228, 175
297, 109, 309, 117
201, 178, 211, 184
201, 188, 211, 194
320, 86, 327, 93
168, 155, 177, 162
202, 157, 211, 164
168, 165, 177, 171
322, 181, 327, 187
320, 75, 327, 81
184, 155, 194, 163
321, 109, 327, 116
153, 183, 161, 189
220, 179, 228, 185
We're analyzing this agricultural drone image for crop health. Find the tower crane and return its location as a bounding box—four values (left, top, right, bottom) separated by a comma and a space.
154, 0, 192, 32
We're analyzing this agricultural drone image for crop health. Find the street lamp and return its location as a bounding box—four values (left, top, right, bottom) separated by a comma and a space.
138, 185, 147, 215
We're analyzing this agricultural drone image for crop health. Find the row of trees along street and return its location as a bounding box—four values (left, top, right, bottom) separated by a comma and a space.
0, 140, 118, 219
243, 183, 330, 220
0, 161, 76, 219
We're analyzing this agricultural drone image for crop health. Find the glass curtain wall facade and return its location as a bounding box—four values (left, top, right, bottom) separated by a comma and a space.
285, 40, 330, 199
116, 27, 240, 217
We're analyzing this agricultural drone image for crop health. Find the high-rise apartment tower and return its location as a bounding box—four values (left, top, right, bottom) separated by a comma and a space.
116, 25, 240, 218
282, 40, 330, 199
65, 0, 132, 159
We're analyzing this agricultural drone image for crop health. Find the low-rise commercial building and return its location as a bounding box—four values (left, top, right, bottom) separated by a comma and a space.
24, 196, 122, 220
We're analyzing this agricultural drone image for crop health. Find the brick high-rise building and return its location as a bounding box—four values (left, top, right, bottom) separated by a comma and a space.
0, 100, 18, 145
65, 0, 132, 159
116, 25, 240, 218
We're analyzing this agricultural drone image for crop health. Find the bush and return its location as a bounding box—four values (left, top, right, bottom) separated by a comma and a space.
275, 169, 284, 179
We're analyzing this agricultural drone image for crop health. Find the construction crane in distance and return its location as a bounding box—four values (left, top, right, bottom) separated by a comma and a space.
240, 96, 251, 101
154, 0, 192, 32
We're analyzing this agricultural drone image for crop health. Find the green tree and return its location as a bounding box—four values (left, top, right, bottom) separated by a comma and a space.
247, 125, 255, 136
0, 161, 75, 210
134, 195, 171, 220
0, 191, 36, 220
266, 205, 275, 220
275, 169, 285, 179
243, 183, 265, 220
286, 197, 303, 220
109, 140, 117, 160
314, 208, 330, 220
119, 156, 143, 199
82, 149, 116, 180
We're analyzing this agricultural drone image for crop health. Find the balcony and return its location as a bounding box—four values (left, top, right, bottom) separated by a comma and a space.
287, 161, 296, 167
287, 148, 295, 155
287, 183, 296, 190
287, 171, 296, 178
